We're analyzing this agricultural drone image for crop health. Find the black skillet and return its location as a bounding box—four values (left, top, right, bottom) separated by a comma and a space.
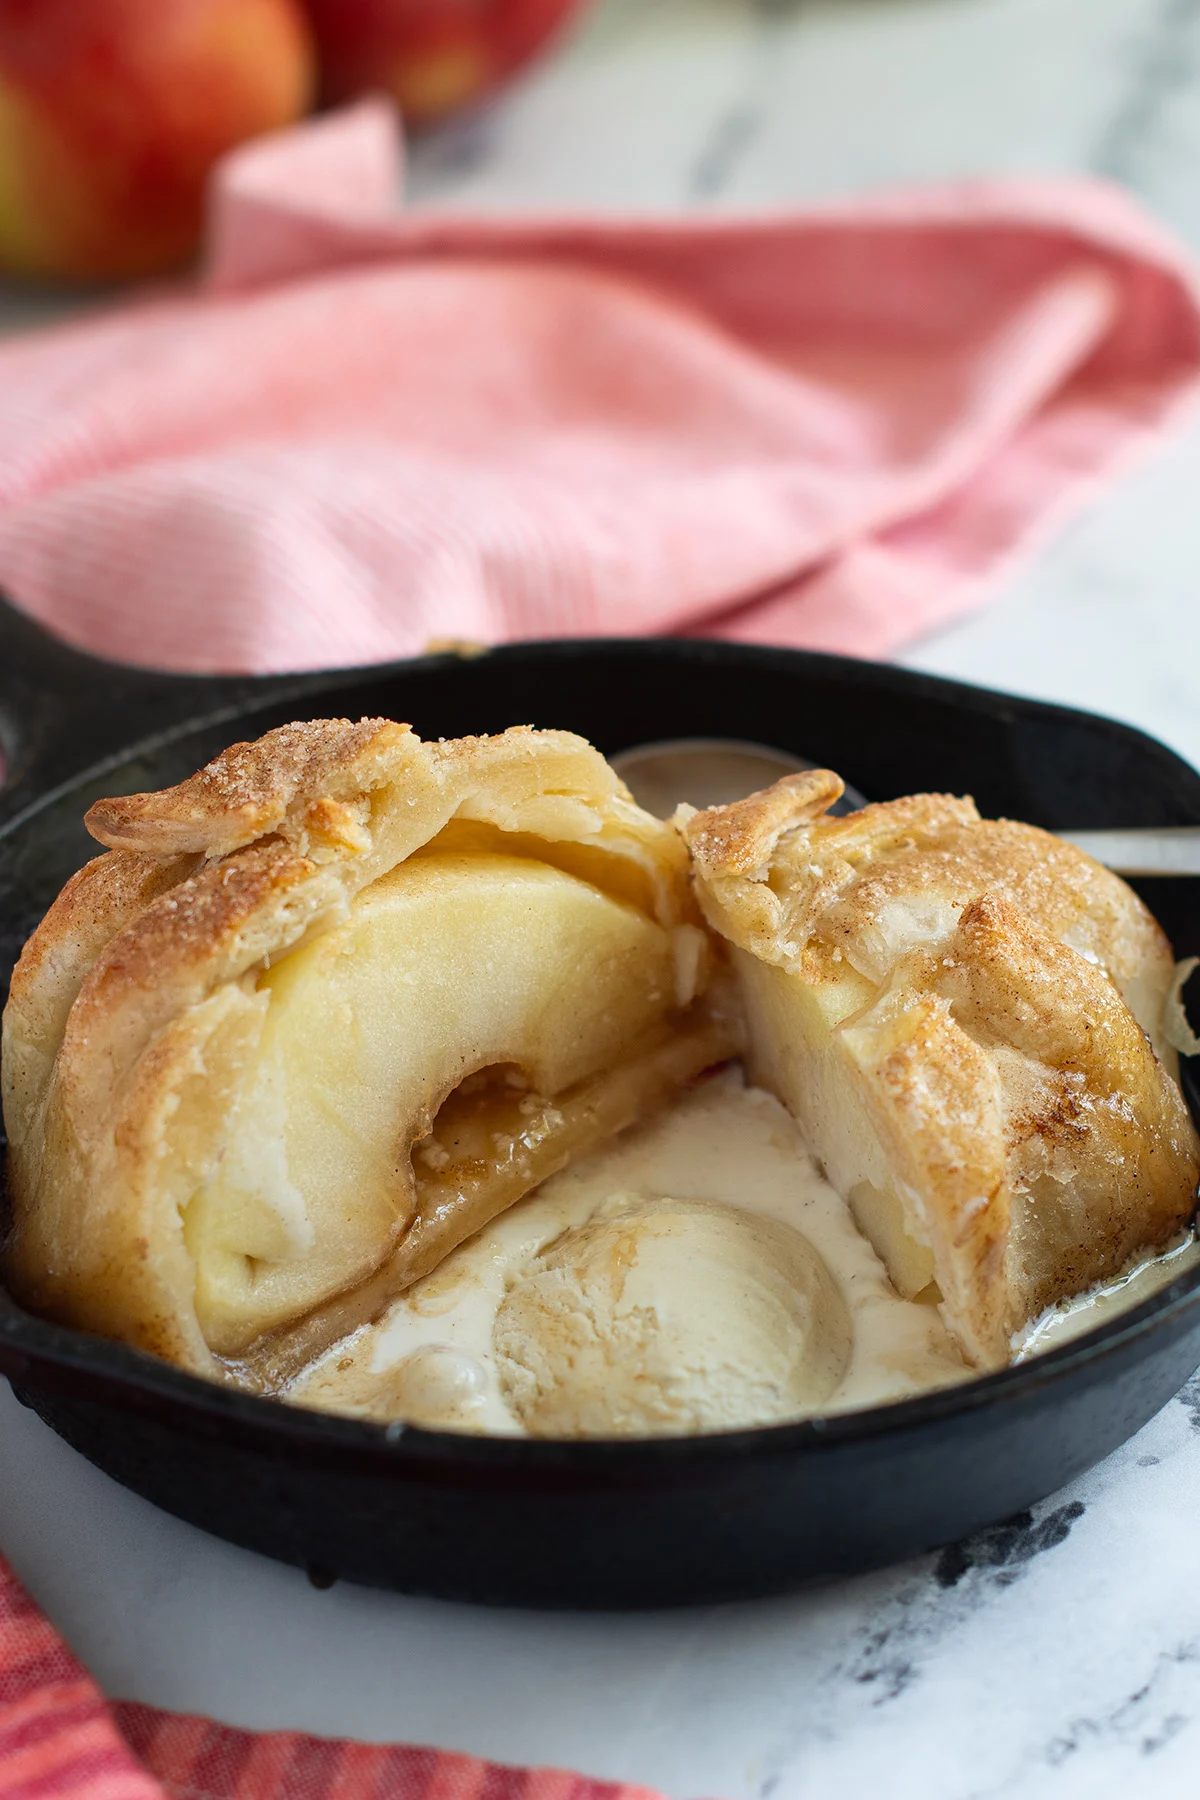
2, 593, 1200, 1610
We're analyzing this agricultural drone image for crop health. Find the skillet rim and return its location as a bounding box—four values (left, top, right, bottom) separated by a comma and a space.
2, 633, 1200, 1473
3, 1251, 1200, 1475
5, 633, 1200, 842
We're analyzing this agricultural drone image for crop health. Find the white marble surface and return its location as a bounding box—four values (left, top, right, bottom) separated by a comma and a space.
6, 2, 1200, 1796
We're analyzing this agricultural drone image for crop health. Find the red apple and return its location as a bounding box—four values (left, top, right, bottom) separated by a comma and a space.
0, 0, 315, 283
301, 0, 582, 128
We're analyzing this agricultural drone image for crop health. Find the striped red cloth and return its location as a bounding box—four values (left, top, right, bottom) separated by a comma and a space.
0, 1556, 660, 1800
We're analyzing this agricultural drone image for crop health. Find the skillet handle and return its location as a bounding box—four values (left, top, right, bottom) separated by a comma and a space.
0, 593, 321, 832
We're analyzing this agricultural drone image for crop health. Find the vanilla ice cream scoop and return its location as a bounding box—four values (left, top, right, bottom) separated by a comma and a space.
493, 1194, 852, 1436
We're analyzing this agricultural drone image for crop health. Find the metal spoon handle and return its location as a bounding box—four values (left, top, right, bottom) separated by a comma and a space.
609, 738, 1200, 878
1057, 828, 1200, 878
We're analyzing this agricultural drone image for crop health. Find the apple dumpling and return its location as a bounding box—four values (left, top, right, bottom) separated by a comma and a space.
680, 771, 1200, 1369
2, 719, 732, 1382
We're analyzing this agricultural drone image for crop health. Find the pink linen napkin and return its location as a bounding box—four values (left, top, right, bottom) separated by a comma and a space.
0, 98, 1197, 674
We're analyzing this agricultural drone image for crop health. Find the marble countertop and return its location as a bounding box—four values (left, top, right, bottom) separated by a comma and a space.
5, 2, 1200, 1796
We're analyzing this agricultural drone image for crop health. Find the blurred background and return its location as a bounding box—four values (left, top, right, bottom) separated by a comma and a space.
1, 0, 1199, 762
406, 0, 1200, 224
3, 2, 1196, 288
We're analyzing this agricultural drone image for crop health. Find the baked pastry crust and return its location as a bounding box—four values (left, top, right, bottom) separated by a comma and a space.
3, 720, 726, 1380
681, 773, 1200, 1367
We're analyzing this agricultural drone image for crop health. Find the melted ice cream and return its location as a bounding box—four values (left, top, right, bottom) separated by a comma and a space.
289, 1071, 972, 1434
289, 1070, 1198, 1437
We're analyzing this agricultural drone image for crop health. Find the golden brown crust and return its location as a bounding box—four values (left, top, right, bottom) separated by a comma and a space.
950, 894, 1199, 1323
85, 718, 415, 858
840, 987, 1009, 1365
3, 720, 696, 1380
2, 850, 198, 1144
682, 778, 1200, 1366
681, 769, 844, 877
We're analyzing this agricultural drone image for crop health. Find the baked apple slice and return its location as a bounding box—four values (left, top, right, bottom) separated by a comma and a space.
681, 772, 1200, 1368
2, 720, 731, 1381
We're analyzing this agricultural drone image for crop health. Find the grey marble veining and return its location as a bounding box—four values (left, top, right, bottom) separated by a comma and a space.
1093, 0, 1200, 213
405, 0, 1174, 213
4, 4, 1200, 1797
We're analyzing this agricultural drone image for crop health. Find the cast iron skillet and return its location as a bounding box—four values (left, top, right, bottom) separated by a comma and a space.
2, 594, 1200, 1610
